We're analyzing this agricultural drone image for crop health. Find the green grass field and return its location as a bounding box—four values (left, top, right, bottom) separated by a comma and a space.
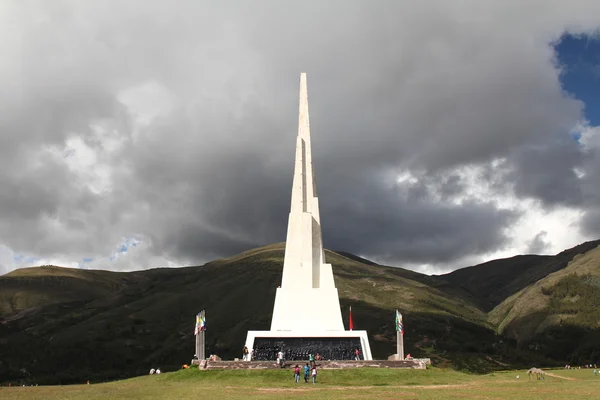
2, 367, 599, 400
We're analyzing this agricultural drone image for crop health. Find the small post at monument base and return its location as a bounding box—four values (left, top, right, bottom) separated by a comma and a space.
199, 329, 205, 360
195, 329, 200, 361
397, 331, 404, 360
194, 310, 206, 364
199, 310, 206, 360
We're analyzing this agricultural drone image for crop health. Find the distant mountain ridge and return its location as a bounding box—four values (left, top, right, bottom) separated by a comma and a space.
489, 244, 600, 359
437, 240, 600, 311
1, 240, 599, 385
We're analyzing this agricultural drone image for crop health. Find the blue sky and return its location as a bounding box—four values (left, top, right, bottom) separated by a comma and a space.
555, 33, 600, 125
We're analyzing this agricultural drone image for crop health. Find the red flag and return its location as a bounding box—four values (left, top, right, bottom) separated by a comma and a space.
349, 306, 354, 331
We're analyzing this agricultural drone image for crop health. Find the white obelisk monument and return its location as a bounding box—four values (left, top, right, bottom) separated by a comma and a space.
245, 73, 372, 360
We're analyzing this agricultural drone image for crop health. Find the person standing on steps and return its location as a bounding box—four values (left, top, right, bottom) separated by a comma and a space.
309, 353, 315, 368
243, 346, 249, 361
303, 363, 310, 383
277, 350, 285, 368
294, 365, 300, 383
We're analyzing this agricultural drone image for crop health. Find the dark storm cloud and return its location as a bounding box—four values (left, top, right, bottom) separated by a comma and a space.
528, 231, 551, 254
319, 175, 520, 264
579, 145, 600, 237
1, 0, 600, 272
437, 174, 466, 199
582, 211, 600, 237
506, 139, 585, 207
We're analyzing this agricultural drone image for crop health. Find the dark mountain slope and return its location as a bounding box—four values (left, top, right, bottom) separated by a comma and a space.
437, 240, 600, 311
0, 266, 141, 318
489, 244, 600, 362
333, 251, 379, 265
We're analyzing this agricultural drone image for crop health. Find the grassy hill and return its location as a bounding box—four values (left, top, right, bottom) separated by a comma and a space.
1, 241, 599, 385
0, 266, 139, 317
437, 240, 600, 311
489, 244, 600, 361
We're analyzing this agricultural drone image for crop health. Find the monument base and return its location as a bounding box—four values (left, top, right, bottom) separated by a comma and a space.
191, 359, 429, 369
245, 330, 372, 361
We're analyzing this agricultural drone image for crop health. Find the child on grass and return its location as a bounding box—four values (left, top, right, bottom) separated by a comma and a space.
303, 363, 310, 383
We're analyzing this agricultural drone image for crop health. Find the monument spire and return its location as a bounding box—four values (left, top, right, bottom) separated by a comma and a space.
271, 72, 343, 331
244, 73, 372, 361
282, 73, 326, 291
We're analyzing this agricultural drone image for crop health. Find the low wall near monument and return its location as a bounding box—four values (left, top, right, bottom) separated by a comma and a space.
191, 359, 430, 370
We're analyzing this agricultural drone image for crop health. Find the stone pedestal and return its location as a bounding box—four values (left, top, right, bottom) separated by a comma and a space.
193, 359, 429, 370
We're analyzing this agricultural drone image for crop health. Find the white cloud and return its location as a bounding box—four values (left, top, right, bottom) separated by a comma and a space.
387, 162, 593, 275
118, 81, 176, 127
579, 123, 600, 150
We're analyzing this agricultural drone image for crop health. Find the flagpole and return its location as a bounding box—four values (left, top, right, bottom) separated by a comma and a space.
396, 310, 400, 360
401, 331, 405, 360
398, 329, 404, 360
396, 310, 405, 360
195, 312, 201, 362
199, 310, 206, 361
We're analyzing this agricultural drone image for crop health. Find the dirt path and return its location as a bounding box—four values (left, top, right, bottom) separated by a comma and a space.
544, 372, 576, 380
257, 383, 474, 392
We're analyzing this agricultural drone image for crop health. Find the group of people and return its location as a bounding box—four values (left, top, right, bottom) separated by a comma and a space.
565, 364, 598, 369
238, 343, 366, 384
294, 363, 317, 384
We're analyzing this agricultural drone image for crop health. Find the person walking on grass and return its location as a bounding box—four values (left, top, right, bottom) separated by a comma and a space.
311, 366, 317, 384
294, 365, 300, 383
303, 363, 310, 383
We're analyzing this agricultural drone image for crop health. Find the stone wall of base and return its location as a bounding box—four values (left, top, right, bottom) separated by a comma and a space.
387, 355, 432, 365
190, 359, 430, 370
